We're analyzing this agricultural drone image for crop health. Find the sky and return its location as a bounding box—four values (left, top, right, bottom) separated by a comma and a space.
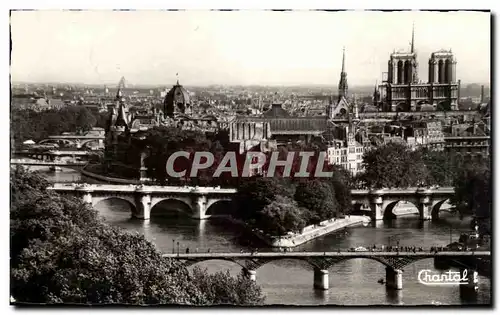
10, 10, 491, 87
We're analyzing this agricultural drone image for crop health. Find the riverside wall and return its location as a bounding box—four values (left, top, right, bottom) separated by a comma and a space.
80, 166, 142, 184
224, 215, 370, 248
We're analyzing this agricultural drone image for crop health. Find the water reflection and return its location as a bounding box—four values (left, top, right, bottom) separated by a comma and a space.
314, 289, 329, 303
35, 170, 490, 306
459, 285, 479, 304
385, 289, 404, 305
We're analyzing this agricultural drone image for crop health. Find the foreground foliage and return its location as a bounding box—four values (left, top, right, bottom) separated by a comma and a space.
10, 167, 264, 305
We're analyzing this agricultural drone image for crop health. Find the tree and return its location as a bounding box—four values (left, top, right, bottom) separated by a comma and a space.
234, 177, 294, 224
294, 179, 338, 222
191, 267, 264, 305
325, 167, 352, 215
10, 107, 100, 145
420, 149, 464, 186
74, 106, 97, 133
450, 158, 491, 235
361, 143, 429, 188
10, 166, 264, 305
258, 196, 308, 235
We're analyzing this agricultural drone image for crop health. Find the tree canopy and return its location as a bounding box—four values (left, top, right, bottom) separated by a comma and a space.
10, 166, 264, 305
11, 107, 105, 145
294, 179, 339, 222
450, 158, 491, 234
360, 142, 429, 188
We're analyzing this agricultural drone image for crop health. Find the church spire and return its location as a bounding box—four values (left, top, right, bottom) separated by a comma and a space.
338, 47, 348, 100
341, 46, 346, 73
411, 23, 415, 53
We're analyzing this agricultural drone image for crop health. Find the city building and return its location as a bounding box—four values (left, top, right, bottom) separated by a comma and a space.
378, 26, 459, 112
403, 121, 445, 151
327, 118, 365, 176
163, 80, 192, 118
444, 135, 490, 157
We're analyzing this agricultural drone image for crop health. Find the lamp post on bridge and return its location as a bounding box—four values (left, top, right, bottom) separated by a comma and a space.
177, 241, 180, 256
172, 239, 175, 254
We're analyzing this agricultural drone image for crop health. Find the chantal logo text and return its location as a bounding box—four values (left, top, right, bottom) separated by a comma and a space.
417, 269, 477, 286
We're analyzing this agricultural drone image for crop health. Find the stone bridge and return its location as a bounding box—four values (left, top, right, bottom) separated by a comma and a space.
15, 149, 95, 162
10, 159, 87, 170
350, 187, 455, 221
48, 183, 456, 221
48, 184, 237, 220
40, 134, 105, 149
163, 251, 490, 291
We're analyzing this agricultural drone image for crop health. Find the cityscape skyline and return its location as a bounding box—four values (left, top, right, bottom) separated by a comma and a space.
10, 10, 490, 86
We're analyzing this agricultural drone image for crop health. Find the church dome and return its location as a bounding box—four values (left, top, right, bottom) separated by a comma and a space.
164, 80, 191, 117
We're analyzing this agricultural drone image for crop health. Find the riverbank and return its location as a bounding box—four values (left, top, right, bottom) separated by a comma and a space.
81, 165, 142, 184
223, 215, 370, 248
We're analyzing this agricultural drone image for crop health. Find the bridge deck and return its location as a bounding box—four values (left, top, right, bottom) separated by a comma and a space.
162, 251, 490, 259
48, 183, 453, 195
11, 160, 87, 166
48, 183, 238, 194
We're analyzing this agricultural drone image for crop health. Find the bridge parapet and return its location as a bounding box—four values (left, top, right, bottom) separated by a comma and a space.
49, 183, 454, 221
164, 251, 490, 291
350, 187, 455, 221
49, 183, 237, 220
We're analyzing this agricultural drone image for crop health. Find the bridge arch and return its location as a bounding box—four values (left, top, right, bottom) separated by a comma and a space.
81, 140, 100, 149
383, 200, 420, 220
39, 139, 75, 147
79, 139, 102, 148
150, 198, 194, 217
431, 198, 452, 220
181, 258, 248, 269
92, 196, 137, 215
205, 199, 233, 217
349, 202, 371, 216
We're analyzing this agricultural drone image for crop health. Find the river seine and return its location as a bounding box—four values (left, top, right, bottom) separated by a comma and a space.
37, 167, 491, 306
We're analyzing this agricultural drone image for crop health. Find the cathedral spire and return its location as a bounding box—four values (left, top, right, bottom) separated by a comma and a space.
338, 47, 348, 100
411, 23, 415, 53
341, 46, 346, 73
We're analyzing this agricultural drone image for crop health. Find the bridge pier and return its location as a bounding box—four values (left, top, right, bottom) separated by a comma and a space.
418, 196, 432, 220
369, 195, 383, 221
243, 269, 257, 282
386, 267, 403, 290
191, 195, 208, 220
461, 268, 479, 290
313, 268, 329, 290
134, 194, 152, 220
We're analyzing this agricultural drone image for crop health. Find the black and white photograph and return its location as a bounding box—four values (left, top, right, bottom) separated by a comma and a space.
7, 6, 492, 307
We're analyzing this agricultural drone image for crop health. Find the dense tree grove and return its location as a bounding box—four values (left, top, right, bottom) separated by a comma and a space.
10, 107, 107, 146
360, 143, 429, 188
234, 176, 351, 236
361, 143, 491, 233
295, 180, 338, 223
121, 126, 235, 186
10, 167, 264, 305
450, 158, 491, 234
